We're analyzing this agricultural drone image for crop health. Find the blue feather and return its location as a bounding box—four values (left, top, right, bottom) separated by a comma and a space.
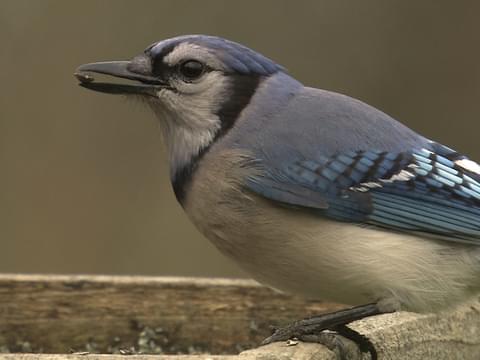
246, 142, 480, 245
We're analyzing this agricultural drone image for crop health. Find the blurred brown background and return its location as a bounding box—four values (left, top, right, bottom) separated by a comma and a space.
1, 1, 479, 278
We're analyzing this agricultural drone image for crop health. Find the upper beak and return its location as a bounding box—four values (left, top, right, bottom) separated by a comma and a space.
74, 55, 167, 97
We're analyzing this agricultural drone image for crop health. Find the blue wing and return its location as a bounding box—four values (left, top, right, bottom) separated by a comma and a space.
246, 142, 480, 245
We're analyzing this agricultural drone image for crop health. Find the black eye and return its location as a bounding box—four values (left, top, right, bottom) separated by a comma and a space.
178, 60, 205, 81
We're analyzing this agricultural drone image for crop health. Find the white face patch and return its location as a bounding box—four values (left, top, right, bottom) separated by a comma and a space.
455, 158, 480, 175
138, 39, 262, 182
145, 71, 231, 178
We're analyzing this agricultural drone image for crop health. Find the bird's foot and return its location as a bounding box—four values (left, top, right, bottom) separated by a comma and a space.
264, 325, 376, 360
262, 303, 386, 359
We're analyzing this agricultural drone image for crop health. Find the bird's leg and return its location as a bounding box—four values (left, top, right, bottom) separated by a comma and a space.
262, 303, 393, 359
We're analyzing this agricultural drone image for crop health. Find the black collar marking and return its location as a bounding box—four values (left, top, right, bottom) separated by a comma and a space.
172, 74, 262, 204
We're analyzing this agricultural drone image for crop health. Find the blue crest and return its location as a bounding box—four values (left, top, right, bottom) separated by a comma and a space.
148, 35, 285, 76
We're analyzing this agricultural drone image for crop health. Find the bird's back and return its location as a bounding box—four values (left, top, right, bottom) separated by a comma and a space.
222, 72, 431, 162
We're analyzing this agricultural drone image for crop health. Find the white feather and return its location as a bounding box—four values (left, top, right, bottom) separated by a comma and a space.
146, 71, 230, 178
351, 167, 417, 192
456, 158, 480, 175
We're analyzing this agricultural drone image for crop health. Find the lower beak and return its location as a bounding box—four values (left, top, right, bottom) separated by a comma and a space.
74, 58, 167, 97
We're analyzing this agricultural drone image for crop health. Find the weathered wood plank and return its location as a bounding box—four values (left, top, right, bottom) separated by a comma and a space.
1, 275, 479, 359
0, 274, 341, 355
0, 342, 335, 360
0, 356, 238, 360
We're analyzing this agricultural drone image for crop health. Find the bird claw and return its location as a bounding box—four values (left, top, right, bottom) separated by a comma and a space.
261, 320, 312, 345
261, 328, 295, 345
301, 332, 366, 360
261, 322, 377, 360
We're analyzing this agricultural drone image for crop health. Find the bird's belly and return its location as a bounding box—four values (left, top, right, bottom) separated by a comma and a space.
189, 192, 480, 311
197, 212, 376, 305
232, 240, 376, 308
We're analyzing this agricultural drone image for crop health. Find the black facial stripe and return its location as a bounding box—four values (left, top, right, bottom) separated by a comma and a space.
172, 146, 210, 205
148, 44, 176, 80
215, 74, 261, 137
148, 43, 175, 66
172, 75, 262, 205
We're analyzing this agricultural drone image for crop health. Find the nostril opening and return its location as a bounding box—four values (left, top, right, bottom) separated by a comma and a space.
127, 54, 152, 76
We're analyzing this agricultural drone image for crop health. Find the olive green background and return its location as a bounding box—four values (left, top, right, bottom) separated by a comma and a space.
1, 1, 479, 278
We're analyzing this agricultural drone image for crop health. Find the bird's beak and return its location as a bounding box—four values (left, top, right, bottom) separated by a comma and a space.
74, 55, 167, 97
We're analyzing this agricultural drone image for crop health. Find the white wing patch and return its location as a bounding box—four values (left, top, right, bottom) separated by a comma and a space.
385, 168, 418, 182
456, 158, 480, 175
351, 167, 417, 192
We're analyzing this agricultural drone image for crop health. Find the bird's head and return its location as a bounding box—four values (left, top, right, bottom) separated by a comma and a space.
75, 35, 285, 188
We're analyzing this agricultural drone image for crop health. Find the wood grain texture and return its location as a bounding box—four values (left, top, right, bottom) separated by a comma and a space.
0, 342, 336, 360
0, 274, 340, 355
1, 275, 479, 359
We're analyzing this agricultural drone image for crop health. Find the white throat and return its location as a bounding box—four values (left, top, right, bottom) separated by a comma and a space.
147, 91, 223, 180
144, 71, 232, 180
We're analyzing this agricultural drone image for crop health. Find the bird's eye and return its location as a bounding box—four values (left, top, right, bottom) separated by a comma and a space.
178, 60, 205, 81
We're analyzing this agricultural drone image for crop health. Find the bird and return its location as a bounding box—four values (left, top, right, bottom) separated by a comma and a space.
75, 35, 480, 356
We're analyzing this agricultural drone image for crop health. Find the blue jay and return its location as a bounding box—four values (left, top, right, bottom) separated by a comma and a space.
76, 35, 480, 354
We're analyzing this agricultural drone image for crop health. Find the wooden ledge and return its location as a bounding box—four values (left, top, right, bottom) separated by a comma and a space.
0, 274, 479, 359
